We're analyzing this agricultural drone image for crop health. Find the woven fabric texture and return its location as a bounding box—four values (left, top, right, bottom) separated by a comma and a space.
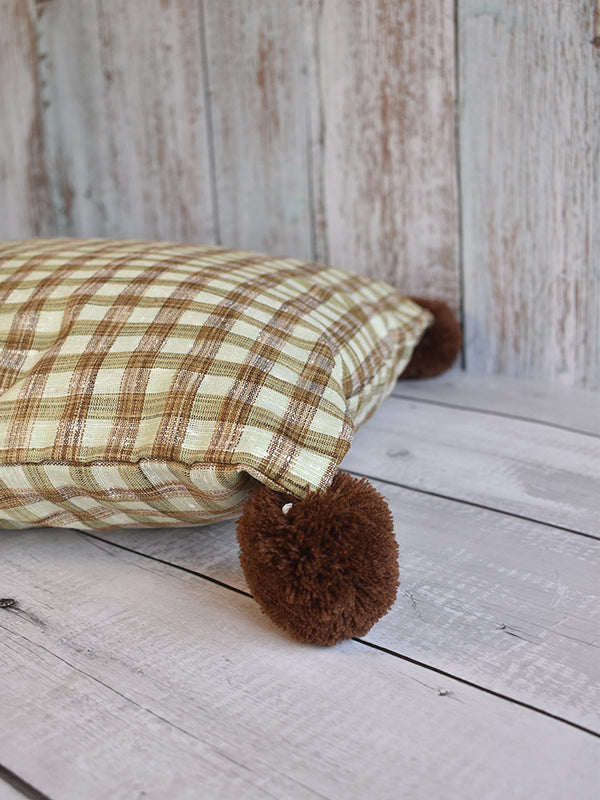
0, 239, 432, 529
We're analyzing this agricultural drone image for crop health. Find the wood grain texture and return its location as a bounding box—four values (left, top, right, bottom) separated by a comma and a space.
0, 0, 55, 238
317, 0, 460, 303
203, 0, 315, 259
459, 0, 600, 389
87, 373, 600, 730
33, 0, 215, 242
2, 529, 599, 800
98, 481, 600, 731
1, 2, 598, 385
343, 396, 600, 534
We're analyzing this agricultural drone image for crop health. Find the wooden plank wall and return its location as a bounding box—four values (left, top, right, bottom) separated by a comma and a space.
0, 0, 597, 388
459, 0, 599, 389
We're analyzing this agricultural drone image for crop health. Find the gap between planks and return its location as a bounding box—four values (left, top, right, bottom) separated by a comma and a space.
90, 418, 600, 733
392, 372, 600, 436
2, 529, 599, 800
0, 764, 51, 800
390, 392, 600, 438
79, 526, 600, 739
346, 471, 600, 543
342, 397, 599, 535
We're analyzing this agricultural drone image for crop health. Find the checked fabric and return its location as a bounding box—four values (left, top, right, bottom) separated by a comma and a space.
0, 239, 431, 529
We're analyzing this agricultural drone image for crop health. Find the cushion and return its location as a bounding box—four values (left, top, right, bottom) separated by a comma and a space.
0, 239, 432, 530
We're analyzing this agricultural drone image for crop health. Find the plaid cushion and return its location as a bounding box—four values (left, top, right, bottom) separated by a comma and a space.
0, 239, 432, 529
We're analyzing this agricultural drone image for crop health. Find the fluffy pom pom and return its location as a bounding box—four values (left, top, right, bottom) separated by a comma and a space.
400, 297, 462, 379
236, 471, 398, 646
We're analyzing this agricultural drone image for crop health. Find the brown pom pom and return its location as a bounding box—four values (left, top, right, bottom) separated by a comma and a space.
400, 297, 463, 379
236, 472, 398, 646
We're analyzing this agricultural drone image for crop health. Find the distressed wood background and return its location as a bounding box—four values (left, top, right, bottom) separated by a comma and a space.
1, 0, 598, 388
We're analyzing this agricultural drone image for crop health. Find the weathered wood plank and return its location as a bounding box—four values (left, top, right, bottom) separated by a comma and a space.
203, 0, 315, 259
98, 478, 600, 731
33, 0, 215, 242
0, 0, 55, 239
368, 481, 600, 731
343, 396, 600, 534
459, 0, 600, 389
394, 370, 600, 435
317, 0, 460, 303
3, 0, 597, 392
1, 529, 598, 800
301, 0, 329, 263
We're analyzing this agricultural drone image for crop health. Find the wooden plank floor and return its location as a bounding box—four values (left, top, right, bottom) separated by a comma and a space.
1, 373, 599, 800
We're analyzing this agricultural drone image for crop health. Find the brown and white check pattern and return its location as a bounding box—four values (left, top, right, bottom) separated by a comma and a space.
0, 239, 432, 529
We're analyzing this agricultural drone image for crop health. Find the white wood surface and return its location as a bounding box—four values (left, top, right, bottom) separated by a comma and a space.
203, 0, 315, 260
1, 530, 598, 800
1, 0, 598, 386
394, 370, 600, 436
459, 0, 600, 389
1, 373, 599, 799
33, 0, 216, 242
0, 0, 55, 238
98, 481, 600, 731
343, 397, 599, 535
317, 0, 460, 301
